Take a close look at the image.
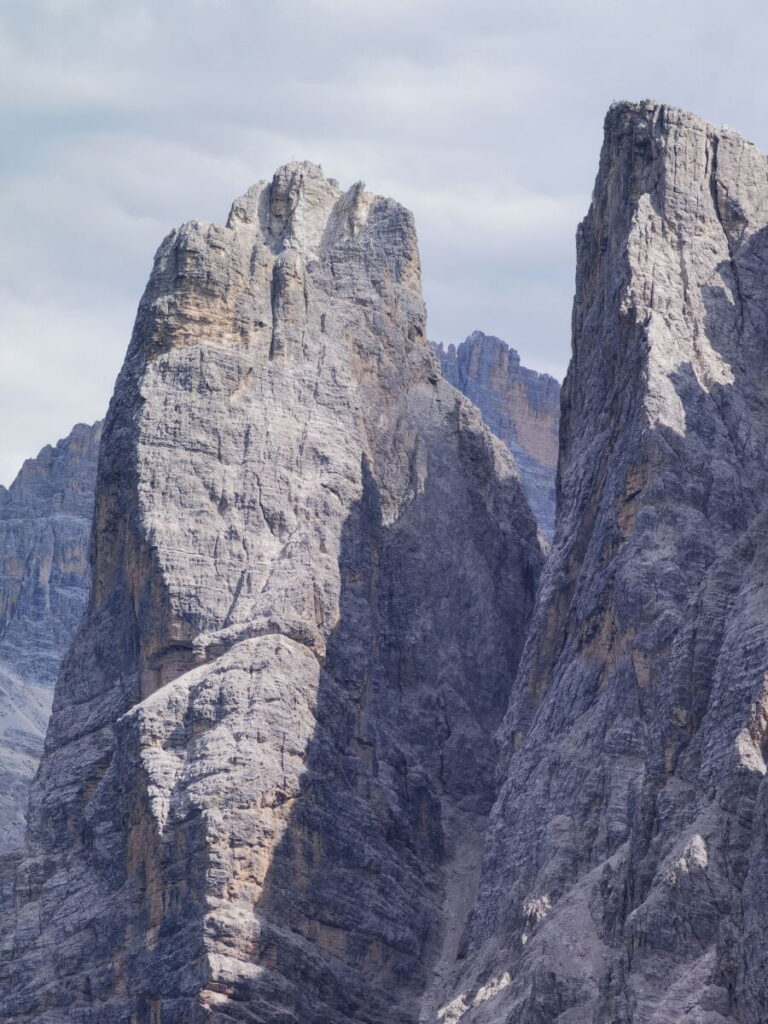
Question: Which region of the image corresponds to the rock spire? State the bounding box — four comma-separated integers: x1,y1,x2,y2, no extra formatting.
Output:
1,162,543,1022
443,100,768,1024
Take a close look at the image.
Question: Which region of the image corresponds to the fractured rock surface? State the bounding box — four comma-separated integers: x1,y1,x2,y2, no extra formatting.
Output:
434,332,560,538
443,101,768,1023
0,163,543,1022
8,100,767,1024
0,422,100,860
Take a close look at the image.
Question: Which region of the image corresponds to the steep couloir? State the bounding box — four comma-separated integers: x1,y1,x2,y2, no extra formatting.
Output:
441,102,768,1023
0,164,543,1022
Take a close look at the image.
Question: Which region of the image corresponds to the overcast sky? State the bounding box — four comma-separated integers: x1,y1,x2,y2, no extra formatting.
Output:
2,0,768,484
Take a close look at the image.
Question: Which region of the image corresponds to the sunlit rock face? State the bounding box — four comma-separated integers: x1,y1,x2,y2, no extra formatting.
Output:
442,101,768,1023
0,422,101,860
434,333,560,538
0,163,543,1022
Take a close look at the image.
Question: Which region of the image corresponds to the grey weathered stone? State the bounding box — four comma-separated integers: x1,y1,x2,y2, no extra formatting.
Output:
0,422,100,860
433,333,560,538
440,101,768,1023
0,163,543,1022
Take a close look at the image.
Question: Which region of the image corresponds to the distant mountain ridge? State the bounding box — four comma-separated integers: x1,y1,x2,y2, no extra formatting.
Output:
0,421,100,858
433,332,560,537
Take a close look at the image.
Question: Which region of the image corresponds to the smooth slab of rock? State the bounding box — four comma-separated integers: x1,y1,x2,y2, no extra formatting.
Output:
1,163,543,1022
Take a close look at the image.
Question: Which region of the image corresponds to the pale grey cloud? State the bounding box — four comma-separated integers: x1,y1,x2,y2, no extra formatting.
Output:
2,0,768,482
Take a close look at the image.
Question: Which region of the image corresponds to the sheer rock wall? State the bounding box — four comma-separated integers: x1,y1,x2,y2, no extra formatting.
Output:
443,101,768,1024
0,164,543,1023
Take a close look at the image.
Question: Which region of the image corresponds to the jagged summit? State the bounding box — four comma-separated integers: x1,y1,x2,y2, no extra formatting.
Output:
1,422,99,515
224,161,376,253
130,161,421,366
1,168,543,1022
607,97,756,139
207,161,399,269
434,330,559,385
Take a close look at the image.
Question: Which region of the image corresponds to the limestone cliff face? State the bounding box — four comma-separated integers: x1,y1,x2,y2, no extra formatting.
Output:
434,334,560,537
443,102,768,1023
0,422,100,859
0,163,543,1022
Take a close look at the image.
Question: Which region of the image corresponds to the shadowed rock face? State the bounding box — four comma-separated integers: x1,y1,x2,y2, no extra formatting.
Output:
441,101,768,1023
0,163,543,1022
433,333,560,538
0,422,101,859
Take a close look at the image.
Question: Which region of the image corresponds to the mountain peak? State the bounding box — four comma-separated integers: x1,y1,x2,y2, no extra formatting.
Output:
1,166,543,1021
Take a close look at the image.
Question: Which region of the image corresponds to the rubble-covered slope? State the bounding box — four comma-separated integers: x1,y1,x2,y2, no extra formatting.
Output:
0,164,544,1023
442,101,768,1024
434,333,560,538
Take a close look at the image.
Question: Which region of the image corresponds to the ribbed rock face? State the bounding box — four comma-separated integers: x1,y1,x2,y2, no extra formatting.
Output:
441,102,768,1023
433,334,560,537
0,422,100,859
0,163,543,1022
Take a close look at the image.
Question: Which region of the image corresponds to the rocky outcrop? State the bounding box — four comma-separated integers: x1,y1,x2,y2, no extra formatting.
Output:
434,334,560,537
0,422,100,859
0,163,544,1022
441,102,768,1023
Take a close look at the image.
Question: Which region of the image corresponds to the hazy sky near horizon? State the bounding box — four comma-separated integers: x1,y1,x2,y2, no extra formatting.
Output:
2,0,768,484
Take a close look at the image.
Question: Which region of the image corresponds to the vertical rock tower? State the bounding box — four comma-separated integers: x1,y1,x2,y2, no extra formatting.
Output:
434,333,560,537
1,164,543,1022
0,422,101,860
444,103,768,1023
